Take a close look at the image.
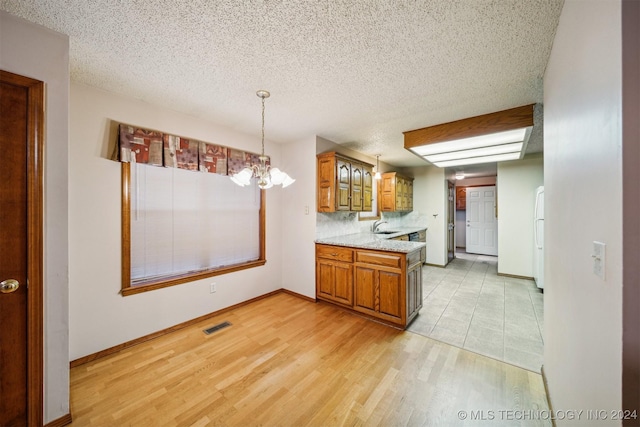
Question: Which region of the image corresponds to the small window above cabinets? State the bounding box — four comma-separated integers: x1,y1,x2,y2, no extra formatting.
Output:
317,152,373,213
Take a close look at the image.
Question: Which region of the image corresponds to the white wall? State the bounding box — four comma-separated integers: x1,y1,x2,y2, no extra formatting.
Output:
497,154,543,277
69,83,284,360
410,166,447,266
0,12,70,423
281,136,316,298
543,0,622,423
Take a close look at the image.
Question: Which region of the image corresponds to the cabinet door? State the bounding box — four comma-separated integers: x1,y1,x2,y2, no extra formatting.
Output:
379,270,402,320
336,159,351,211
381,174,396,211
317,259,335,300
354,266,377,315
362,166,373,211
351,163,363,211
333,262,353,306
406,264,422,321
395,177,403,211
407,180,414,211
317,156,335,212
317,259,353,306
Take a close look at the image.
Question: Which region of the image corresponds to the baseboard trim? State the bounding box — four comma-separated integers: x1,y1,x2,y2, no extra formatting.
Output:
497,272,534,280
70,289,285,367
280,288,316,303
45,413,72,427
541,365,556,427
425,263,446,268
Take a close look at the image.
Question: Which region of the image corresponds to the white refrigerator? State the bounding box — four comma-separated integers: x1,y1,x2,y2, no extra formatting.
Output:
533,186,544,289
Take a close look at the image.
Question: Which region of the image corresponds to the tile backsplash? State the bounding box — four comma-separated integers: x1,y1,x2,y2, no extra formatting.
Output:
316,211,429,239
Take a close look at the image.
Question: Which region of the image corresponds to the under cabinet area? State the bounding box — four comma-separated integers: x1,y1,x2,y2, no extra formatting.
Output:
380,172,414,212
315,243,424,329
317,152,373,213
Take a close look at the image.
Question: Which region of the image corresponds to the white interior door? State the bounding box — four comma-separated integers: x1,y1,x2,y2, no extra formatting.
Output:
466,186,498,256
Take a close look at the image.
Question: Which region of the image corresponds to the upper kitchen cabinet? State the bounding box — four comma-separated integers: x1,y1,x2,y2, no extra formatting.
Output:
380,172,414,212
317,152,373,213
456,187,466,210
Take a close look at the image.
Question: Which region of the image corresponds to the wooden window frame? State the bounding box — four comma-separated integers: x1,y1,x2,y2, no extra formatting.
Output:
120,162,266,296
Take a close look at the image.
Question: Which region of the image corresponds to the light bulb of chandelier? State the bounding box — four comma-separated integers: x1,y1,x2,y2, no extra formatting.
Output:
270,168,285,185
281,174,295,188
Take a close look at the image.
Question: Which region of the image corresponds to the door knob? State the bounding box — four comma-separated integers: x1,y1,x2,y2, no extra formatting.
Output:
0,279,19,294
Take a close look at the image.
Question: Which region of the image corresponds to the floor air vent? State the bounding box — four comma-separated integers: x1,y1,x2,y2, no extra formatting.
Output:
203,321,232,335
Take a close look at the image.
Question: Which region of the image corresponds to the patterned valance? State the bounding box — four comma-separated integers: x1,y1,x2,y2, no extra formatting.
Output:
117,123,268,175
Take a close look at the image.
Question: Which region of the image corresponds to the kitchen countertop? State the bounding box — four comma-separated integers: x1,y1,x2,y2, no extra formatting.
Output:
315,230,426,253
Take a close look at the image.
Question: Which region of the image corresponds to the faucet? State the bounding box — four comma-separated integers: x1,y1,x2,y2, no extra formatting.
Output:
372,219,387,233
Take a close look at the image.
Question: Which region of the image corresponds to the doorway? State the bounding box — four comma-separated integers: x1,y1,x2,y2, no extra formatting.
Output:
0,70,44,426
465,185,498,256
447,181,455,264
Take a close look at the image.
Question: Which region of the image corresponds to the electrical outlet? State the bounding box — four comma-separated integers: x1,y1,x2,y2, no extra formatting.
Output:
210,283,217,293
592,241,606,280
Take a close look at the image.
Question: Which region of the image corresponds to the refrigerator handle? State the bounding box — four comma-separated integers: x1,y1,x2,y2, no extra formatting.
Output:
534,190,543,249
534,218,544,249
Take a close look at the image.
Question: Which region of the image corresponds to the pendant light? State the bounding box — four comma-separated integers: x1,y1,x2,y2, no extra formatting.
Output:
230,90,295,189
374,154,382,180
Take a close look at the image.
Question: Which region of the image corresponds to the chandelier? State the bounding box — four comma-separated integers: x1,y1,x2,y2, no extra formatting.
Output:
230,90,295,189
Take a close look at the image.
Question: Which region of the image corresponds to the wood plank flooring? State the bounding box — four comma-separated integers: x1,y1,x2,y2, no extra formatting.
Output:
69,293,550,426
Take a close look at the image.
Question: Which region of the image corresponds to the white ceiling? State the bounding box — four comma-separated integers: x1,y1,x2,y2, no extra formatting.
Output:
2,0,563,169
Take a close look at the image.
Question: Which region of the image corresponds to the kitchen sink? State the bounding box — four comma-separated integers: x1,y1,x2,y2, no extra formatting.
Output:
374,230,399,235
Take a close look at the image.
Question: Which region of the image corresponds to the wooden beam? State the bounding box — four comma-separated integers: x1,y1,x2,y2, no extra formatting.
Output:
404,104,535,149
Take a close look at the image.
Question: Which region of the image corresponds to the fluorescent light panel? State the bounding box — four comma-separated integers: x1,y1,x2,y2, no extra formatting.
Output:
409,128,527,157
424,142,523,163
433,152,521,168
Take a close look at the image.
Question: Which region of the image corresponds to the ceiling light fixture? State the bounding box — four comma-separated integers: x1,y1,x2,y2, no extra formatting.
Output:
403,104,535,168
455,172,465,180
374,154,382,180
230,90,294,189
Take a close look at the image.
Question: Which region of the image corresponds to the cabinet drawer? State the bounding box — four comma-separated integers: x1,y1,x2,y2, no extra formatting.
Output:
356,251,402,268
316,245,354,262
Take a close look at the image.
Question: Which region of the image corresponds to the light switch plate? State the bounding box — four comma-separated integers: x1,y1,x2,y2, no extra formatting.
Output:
593,241,606,280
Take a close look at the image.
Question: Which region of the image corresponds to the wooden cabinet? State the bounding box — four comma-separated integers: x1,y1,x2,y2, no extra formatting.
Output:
317,152,373,213
316,245,354,306
380,172,414,212
315,243,423,328
456,187,466,210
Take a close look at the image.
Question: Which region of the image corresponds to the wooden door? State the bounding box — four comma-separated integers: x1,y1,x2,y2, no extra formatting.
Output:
316,156,335,212
350,163,363,211
362,166,373,211
333,263,353,306
0,71,44,426
378,270,402,320
336,159,351,211
466,186,498,256
353,266,376,314
316,259,335,300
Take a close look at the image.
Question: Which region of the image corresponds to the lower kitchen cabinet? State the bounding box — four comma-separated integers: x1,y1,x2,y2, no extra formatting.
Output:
316,243,423,328
316,245,354,306
353,266,403,322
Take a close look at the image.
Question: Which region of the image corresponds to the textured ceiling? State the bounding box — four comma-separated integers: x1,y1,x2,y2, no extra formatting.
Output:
1,0,563,168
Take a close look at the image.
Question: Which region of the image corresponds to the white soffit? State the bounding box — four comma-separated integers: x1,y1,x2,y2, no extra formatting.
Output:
1,1,563,167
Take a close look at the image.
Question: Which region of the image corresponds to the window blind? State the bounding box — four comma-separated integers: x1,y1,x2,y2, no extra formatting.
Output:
130,164,260,284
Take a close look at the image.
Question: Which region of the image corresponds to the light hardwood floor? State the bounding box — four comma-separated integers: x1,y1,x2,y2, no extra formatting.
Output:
69,293,550,426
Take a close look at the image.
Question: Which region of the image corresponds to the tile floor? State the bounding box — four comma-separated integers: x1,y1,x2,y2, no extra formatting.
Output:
407,251,544,372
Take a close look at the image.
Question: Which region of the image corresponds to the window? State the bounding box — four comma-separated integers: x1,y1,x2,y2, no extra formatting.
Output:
121,162,265,296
